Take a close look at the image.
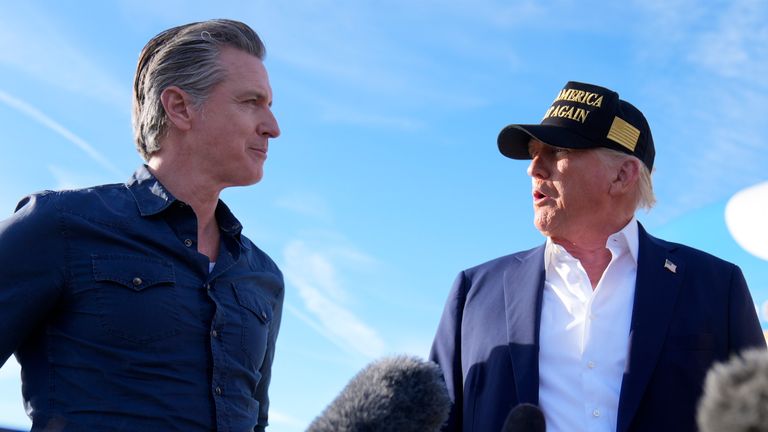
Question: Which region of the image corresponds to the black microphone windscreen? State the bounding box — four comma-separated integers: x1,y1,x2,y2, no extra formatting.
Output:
501,403,546,432
306,355,451,432
697,348,768,432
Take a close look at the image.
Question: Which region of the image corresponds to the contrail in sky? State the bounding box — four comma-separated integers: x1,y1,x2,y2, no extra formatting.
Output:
0,89,122,177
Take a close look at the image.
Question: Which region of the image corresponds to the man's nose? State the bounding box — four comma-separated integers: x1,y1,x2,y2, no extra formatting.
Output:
527,155,548,179
261,109,280,138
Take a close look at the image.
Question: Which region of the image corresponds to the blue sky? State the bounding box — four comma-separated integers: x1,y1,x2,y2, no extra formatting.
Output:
1,1,766,430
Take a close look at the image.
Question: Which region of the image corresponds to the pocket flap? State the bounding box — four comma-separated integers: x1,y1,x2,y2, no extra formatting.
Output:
92,254,175,291
232,283,273,324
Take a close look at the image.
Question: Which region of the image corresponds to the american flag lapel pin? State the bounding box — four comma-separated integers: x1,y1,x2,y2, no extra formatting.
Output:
664,259,677,273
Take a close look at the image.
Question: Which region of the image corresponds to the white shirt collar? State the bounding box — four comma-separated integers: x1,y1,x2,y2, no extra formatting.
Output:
544,217,639,270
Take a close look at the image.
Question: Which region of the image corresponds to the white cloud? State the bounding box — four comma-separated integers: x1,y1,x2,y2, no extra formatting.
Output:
0,90,123,177
47,165,106,191
411,0,546,29
675,84,768,205
0,5,128,109
283,240,386,359
627,0,768,223
286,242,347,303
725,181,768,261
318,107,424,131
275,193,332,220
688,0,768,87
268,409,307,429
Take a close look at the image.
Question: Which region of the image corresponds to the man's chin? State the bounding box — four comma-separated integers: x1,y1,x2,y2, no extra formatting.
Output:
533,217,556,238
227,170,264,188
244,174,264,186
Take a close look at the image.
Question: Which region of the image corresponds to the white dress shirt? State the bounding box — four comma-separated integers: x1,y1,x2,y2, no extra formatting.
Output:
538,218,639,432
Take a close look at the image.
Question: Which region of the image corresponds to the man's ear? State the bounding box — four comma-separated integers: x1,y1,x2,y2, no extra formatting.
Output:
610,158,640,196
160,86,195,131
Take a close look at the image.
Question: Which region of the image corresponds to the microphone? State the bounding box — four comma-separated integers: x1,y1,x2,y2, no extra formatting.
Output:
501,403,546,432
306,355,451,432
697,348,768,432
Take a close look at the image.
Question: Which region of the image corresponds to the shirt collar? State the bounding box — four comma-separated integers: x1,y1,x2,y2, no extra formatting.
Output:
609,216,639,265
126,165,176,216
215,200,244,237
545,217,639,269
125,165,244,239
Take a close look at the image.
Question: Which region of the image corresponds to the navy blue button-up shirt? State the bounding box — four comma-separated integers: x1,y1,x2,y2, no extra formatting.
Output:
0,166,284,431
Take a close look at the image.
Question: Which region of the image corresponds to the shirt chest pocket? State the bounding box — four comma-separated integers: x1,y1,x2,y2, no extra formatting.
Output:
93,254,179,344
232,282,273,364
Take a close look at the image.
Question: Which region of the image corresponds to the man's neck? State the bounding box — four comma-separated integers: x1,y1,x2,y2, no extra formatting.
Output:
552,239,611,289
550,217,634,289
147,161,222,261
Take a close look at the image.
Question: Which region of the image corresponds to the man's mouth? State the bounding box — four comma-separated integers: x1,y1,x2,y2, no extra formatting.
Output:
533,189,550,202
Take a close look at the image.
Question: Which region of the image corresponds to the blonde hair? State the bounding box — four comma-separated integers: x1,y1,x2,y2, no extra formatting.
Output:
595,147,656,210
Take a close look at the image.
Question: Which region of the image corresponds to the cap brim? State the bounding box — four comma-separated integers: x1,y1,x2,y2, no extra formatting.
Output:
497,124,600,159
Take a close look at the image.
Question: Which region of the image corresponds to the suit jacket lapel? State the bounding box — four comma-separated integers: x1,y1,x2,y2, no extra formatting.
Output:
503,245,546,404
616,224,684,432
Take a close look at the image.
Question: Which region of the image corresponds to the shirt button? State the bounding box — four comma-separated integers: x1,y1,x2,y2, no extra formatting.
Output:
593,409,600,417
215,386,222,395
211,329,218,338
261,312,268,321
132,277,142,286
588,361,596,369
184,239,193,247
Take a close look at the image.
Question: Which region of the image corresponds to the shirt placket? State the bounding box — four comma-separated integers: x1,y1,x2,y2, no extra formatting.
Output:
205,238,238,431
582,240,623,432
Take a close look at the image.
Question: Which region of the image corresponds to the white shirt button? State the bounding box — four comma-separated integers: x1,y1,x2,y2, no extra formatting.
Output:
184,238,193,247
587,361,595,369
593,409,600,417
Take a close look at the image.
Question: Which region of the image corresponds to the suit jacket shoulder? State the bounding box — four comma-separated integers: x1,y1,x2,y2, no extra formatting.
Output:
462,245,544,284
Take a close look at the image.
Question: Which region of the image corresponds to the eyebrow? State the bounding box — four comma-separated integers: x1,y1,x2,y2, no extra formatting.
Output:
239,90,273,107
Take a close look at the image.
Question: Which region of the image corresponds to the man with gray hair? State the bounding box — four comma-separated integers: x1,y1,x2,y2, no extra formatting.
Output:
0,19,283,431
430,81,766,432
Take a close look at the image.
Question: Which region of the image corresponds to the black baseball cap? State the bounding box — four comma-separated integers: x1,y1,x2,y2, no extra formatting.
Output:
497,81,655,170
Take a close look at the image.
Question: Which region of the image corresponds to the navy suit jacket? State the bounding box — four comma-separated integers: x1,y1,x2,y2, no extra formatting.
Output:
430,224,766,431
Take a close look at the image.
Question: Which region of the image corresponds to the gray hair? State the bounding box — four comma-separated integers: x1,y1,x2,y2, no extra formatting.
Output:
594,147,656,210
132,19,266,160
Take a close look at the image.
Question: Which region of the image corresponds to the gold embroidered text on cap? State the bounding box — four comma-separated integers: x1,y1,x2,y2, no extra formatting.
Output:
497,81,656,170
607,116,640,151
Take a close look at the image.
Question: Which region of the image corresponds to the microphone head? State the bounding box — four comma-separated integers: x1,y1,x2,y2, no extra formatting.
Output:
501,403,546,432
306,355,451,432
697,348,768,432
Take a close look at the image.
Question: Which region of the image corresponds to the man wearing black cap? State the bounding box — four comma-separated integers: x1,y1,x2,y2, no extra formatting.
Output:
429,81,766,432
